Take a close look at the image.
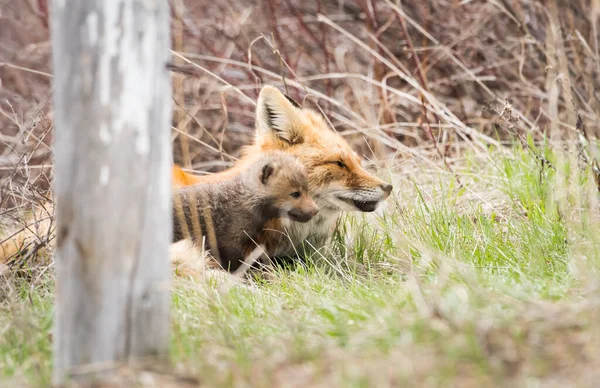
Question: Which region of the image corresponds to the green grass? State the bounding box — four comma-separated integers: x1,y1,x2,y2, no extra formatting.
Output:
2,145,600,386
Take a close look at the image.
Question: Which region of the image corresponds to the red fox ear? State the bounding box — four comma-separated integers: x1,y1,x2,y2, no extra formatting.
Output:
284,94,302,109
260,162,278,184
256,86,304,145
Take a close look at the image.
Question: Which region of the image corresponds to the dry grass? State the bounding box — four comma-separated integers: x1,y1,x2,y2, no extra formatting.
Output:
1,0,600,386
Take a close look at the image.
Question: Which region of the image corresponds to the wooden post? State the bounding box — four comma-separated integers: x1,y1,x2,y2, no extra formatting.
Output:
50,0,172,384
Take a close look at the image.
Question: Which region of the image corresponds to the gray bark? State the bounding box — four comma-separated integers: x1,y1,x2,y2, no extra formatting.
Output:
51,0,172,384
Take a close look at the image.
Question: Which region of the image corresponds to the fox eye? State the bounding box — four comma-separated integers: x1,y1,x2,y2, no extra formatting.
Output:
290,191,301,198
335,161,346,168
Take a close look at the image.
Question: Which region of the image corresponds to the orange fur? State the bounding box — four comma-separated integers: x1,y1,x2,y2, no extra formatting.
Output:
172,165,203,187
0,203,55,266
1,85,392,269
172,85,393,258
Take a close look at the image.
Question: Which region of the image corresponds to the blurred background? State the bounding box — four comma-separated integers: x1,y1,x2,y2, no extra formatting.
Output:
2,0,596,199
3,2,600,385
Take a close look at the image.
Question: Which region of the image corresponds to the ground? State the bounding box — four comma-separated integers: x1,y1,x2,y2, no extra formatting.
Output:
2,144,600,387
2,0,600,386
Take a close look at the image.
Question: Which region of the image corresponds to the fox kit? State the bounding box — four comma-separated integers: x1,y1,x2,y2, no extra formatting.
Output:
172,151,318,272
172,85,393,259
1,86,392,268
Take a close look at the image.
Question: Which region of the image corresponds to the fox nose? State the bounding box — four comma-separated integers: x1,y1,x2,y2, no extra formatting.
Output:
303,203,320,219
381,184,393,196
288,205,319,223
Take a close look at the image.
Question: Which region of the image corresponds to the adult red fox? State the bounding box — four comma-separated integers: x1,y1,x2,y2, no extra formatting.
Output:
173,86,393,259
0,86,392,267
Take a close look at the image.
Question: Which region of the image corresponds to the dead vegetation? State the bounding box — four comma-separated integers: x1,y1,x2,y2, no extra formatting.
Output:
1,0,600,386
4,0,599,173
2,0,599,266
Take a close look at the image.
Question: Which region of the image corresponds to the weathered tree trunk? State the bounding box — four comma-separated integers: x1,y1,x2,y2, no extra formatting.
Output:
51,0,172,384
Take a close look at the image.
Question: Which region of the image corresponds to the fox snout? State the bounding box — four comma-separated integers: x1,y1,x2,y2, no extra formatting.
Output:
288,198,319,223
381,183,393,197
333,178,394,213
